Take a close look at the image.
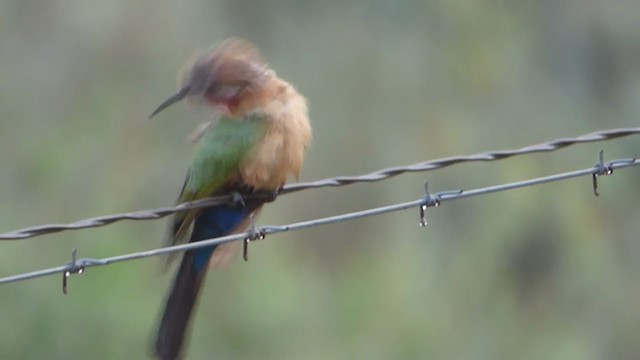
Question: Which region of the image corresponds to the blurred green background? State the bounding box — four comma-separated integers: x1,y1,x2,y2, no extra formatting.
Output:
1,1,639,359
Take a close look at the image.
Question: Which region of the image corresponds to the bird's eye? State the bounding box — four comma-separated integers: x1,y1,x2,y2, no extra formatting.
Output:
206,84,242,100
204,85,219,97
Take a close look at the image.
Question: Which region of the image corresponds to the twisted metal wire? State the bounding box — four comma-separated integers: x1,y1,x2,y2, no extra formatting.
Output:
282,127,640,191
1,156,638,286
1,127,638,241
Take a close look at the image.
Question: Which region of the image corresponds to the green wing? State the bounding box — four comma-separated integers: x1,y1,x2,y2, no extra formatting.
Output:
170,114,268,245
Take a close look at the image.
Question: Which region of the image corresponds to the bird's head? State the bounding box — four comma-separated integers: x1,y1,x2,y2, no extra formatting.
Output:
150,38,272,118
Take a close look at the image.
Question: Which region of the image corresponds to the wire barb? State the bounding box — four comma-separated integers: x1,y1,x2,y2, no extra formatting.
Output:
419,181,440,227
243,214,266,262
592,149,614,197
243,238,250,261
62,249,84,295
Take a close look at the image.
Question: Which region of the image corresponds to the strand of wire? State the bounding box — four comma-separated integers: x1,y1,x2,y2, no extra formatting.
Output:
1,156,637,285
1,127,639,241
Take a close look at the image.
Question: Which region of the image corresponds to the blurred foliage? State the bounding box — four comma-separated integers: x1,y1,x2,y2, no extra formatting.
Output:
1,1,639,359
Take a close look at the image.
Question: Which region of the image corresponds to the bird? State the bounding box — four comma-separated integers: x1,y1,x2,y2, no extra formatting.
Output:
150,38,312,360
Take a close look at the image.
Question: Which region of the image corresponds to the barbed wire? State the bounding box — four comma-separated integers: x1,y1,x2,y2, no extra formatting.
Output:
0,154,638,286
1,127,639,241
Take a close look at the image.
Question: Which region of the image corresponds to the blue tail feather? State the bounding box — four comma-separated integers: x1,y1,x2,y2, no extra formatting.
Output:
191,205,249,270
155,204,250,359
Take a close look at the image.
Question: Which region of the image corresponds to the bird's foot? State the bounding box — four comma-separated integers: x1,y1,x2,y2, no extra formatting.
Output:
231,188,279,208
248,188,280,203
243,214,266,262
230,191,246,208
260,187,280,203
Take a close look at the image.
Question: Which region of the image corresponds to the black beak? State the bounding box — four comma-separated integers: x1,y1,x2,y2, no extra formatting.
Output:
149,85,192,118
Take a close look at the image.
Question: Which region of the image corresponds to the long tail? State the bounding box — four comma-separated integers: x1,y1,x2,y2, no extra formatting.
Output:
155,253,207,360
154,200,262,359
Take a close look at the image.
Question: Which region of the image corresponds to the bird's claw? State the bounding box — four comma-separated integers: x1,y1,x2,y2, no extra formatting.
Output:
230,192,246,208
261,188,280,203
